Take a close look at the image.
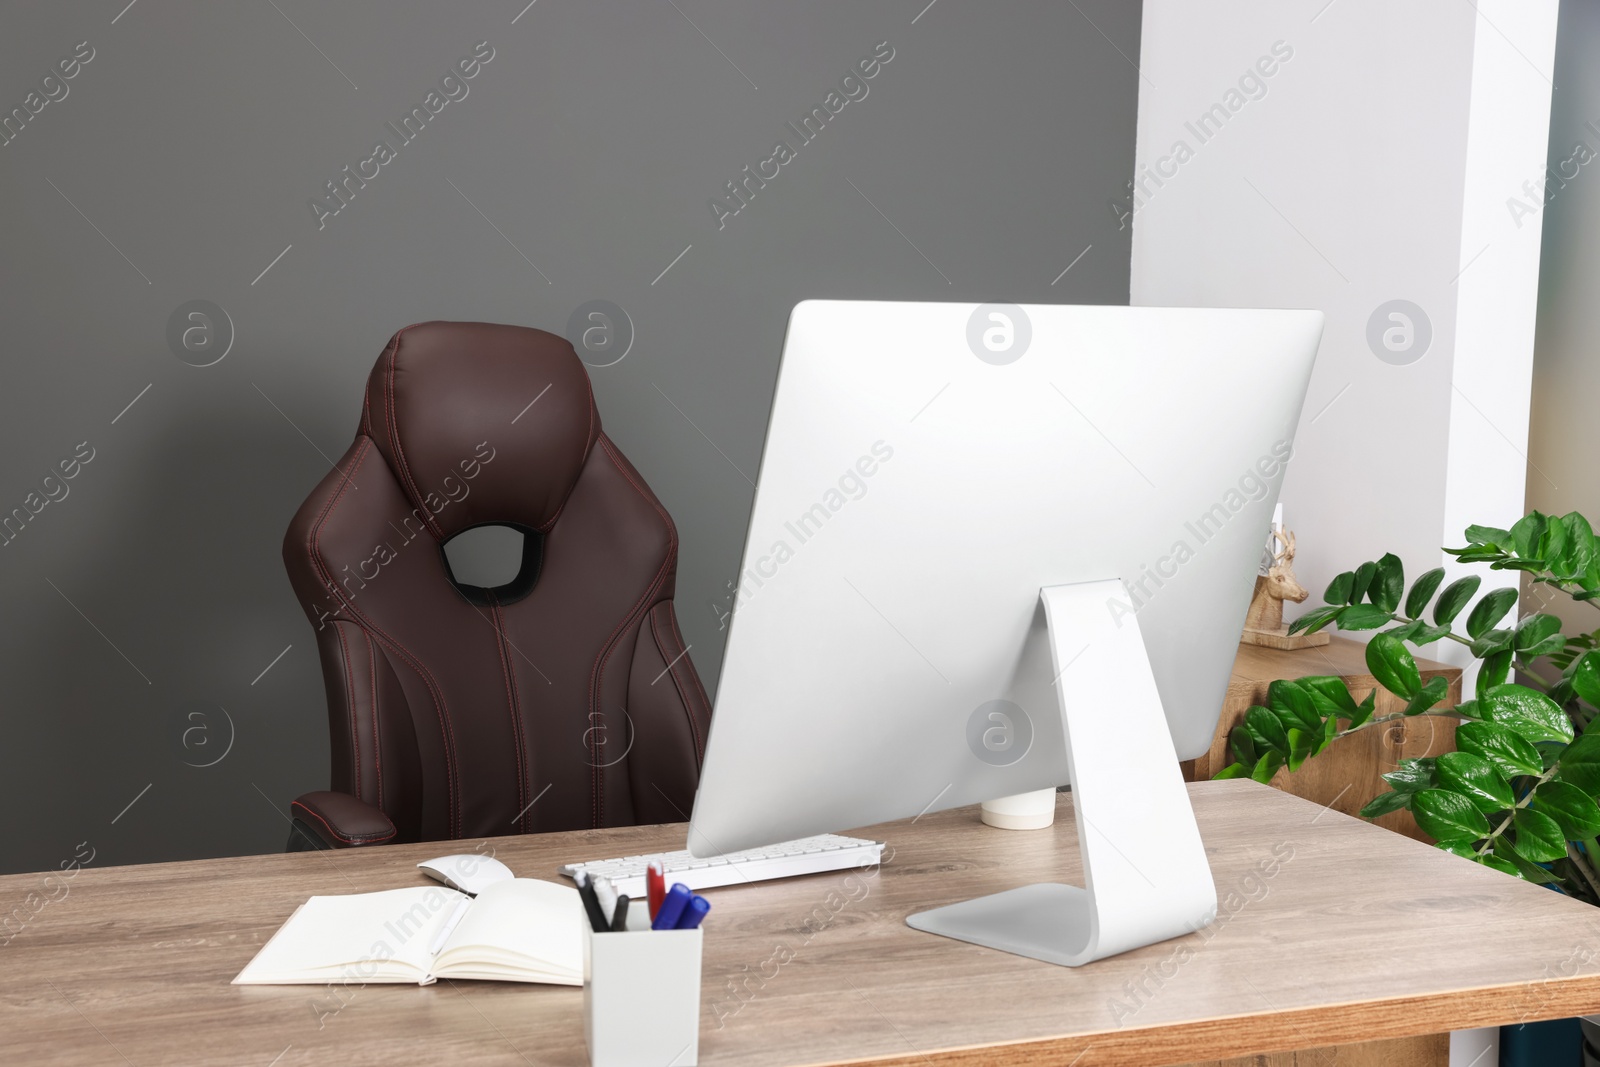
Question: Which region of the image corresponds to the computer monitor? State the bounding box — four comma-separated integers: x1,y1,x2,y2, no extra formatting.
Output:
687,300,1323,965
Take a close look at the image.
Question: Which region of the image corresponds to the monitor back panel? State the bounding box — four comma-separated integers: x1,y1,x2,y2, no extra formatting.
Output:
690,300,1323,854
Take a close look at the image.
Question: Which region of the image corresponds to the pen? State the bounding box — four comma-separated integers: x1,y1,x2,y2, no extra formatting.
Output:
646,861,666,921
676,895,711,931
609,894,630,932
593,876,618,927
575,872,610,934
429,896,472,955
651,883,692,931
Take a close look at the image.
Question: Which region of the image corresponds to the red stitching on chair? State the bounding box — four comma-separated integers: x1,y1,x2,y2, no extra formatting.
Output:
488,593,529,833
305,439,461,838
333,623,360,800
384,324,443,540
650,605,701,765
362,628,382,810
587,435,677,828
666,606,711,765
291,799,396,845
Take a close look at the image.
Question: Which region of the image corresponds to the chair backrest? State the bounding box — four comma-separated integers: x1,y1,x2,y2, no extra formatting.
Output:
283,321,712,841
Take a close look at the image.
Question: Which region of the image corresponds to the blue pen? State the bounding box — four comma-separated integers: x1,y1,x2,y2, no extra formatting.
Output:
676,895,711,930
652,883,691,931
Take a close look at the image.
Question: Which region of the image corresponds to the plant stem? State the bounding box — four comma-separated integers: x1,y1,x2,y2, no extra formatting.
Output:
1568,843,1600,903
1366,610,1554,694
1473,763,1560,857
1329,707,1459,742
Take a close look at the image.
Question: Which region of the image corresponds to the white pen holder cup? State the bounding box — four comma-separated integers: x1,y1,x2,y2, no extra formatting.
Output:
583,922,703,1067
980,788,1057,830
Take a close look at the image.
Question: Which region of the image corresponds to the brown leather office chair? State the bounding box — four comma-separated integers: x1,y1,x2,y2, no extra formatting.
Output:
280,321,713,849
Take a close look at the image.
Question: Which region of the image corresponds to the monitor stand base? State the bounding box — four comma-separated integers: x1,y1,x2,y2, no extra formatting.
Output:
907,579,1218,967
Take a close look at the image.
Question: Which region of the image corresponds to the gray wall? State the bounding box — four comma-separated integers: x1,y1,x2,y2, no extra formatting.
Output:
1528,0,1600,627
0,0,1140,874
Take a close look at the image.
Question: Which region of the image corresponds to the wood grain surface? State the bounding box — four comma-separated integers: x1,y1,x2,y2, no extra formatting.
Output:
2,780,1595,1067
1184,636,1462,842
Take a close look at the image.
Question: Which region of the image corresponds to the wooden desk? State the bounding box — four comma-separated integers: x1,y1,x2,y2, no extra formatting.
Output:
5,781,1600,1066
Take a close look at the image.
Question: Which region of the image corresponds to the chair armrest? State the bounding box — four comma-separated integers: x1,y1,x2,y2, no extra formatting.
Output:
288,791,397,850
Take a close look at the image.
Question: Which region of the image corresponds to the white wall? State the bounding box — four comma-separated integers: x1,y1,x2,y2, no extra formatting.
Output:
1131,4,1559,1063
1130,0,1556,687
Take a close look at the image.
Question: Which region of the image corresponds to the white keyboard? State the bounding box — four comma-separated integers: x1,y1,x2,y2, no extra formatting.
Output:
559,833,885,898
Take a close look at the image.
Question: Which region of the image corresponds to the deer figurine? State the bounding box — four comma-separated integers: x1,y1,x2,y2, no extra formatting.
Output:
1240,527,1328,649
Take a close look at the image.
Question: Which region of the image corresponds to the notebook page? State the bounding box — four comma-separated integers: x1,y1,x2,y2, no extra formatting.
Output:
233,885,465,984
434,878,583,979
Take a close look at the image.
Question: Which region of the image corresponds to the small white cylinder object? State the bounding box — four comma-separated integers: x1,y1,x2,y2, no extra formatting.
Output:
980,788,1057,830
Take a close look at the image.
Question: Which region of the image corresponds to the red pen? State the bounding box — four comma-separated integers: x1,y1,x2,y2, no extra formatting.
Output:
646,860,666,921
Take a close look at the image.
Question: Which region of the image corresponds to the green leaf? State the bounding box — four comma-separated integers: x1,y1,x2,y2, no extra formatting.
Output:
1412,788,1491,843
1511,512,1548,561
1558,728,1600,793
1570,651,1600,709
1289,605,1344,636
1250,751,1283,784
1213,762,1248,780
1434,575,1481,626
1317,707,1337,756
1348,689,1376,729
1366,632,1422,699
1541,514,1570,570
1520,634,1568,660
1409,624,1455,646
1454,721,1543,778
1243,705,1289,754
1402,675,1450,717
1324,571,1355,606
1470,629,1515,658
1437,840,1477,860
1511,808,1567,862
1350,561,1378,604
1495,838,1559,883
1386,619,1426,642
1382,758,1437,794
1286,727,1313,772
1562,513,1596,578
1300,675,1358,719
1405,567,1447,619
1532,781,1600,839
1435,751,1514,814
1466,587,1519,640
1516,614,1564,653
1477,854,1521,877
1370,553,1404,612
1476,649,1513,699
1359,790,1412,818
1479,683,1575,744
1453,698,1482,721
1229,725,1258,768
1339,604,1396,631
1267,679,1321,737
1465,525,1513,548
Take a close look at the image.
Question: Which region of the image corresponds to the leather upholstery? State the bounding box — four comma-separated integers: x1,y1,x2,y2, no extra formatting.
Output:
283,321,713,847
291,790,397,847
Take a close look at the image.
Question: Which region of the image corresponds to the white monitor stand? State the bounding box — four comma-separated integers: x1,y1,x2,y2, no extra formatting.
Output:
907,579,1218,966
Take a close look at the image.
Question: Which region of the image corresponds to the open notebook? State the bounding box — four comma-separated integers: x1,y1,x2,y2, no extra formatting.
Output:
233,878,584,986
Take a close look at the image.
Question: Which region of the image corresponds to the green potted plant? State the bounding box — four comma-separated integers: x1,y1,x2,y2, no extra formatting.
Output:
1212,510,1600,1065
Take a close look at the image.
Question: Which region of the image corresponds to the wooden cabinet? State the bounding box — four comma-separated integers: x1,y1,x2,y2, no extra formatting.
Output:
1183,636,1464,844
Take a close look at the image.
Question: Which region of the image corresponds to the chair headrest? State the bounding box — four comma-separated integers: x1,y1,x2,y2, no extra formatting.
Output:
361,321,598,539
